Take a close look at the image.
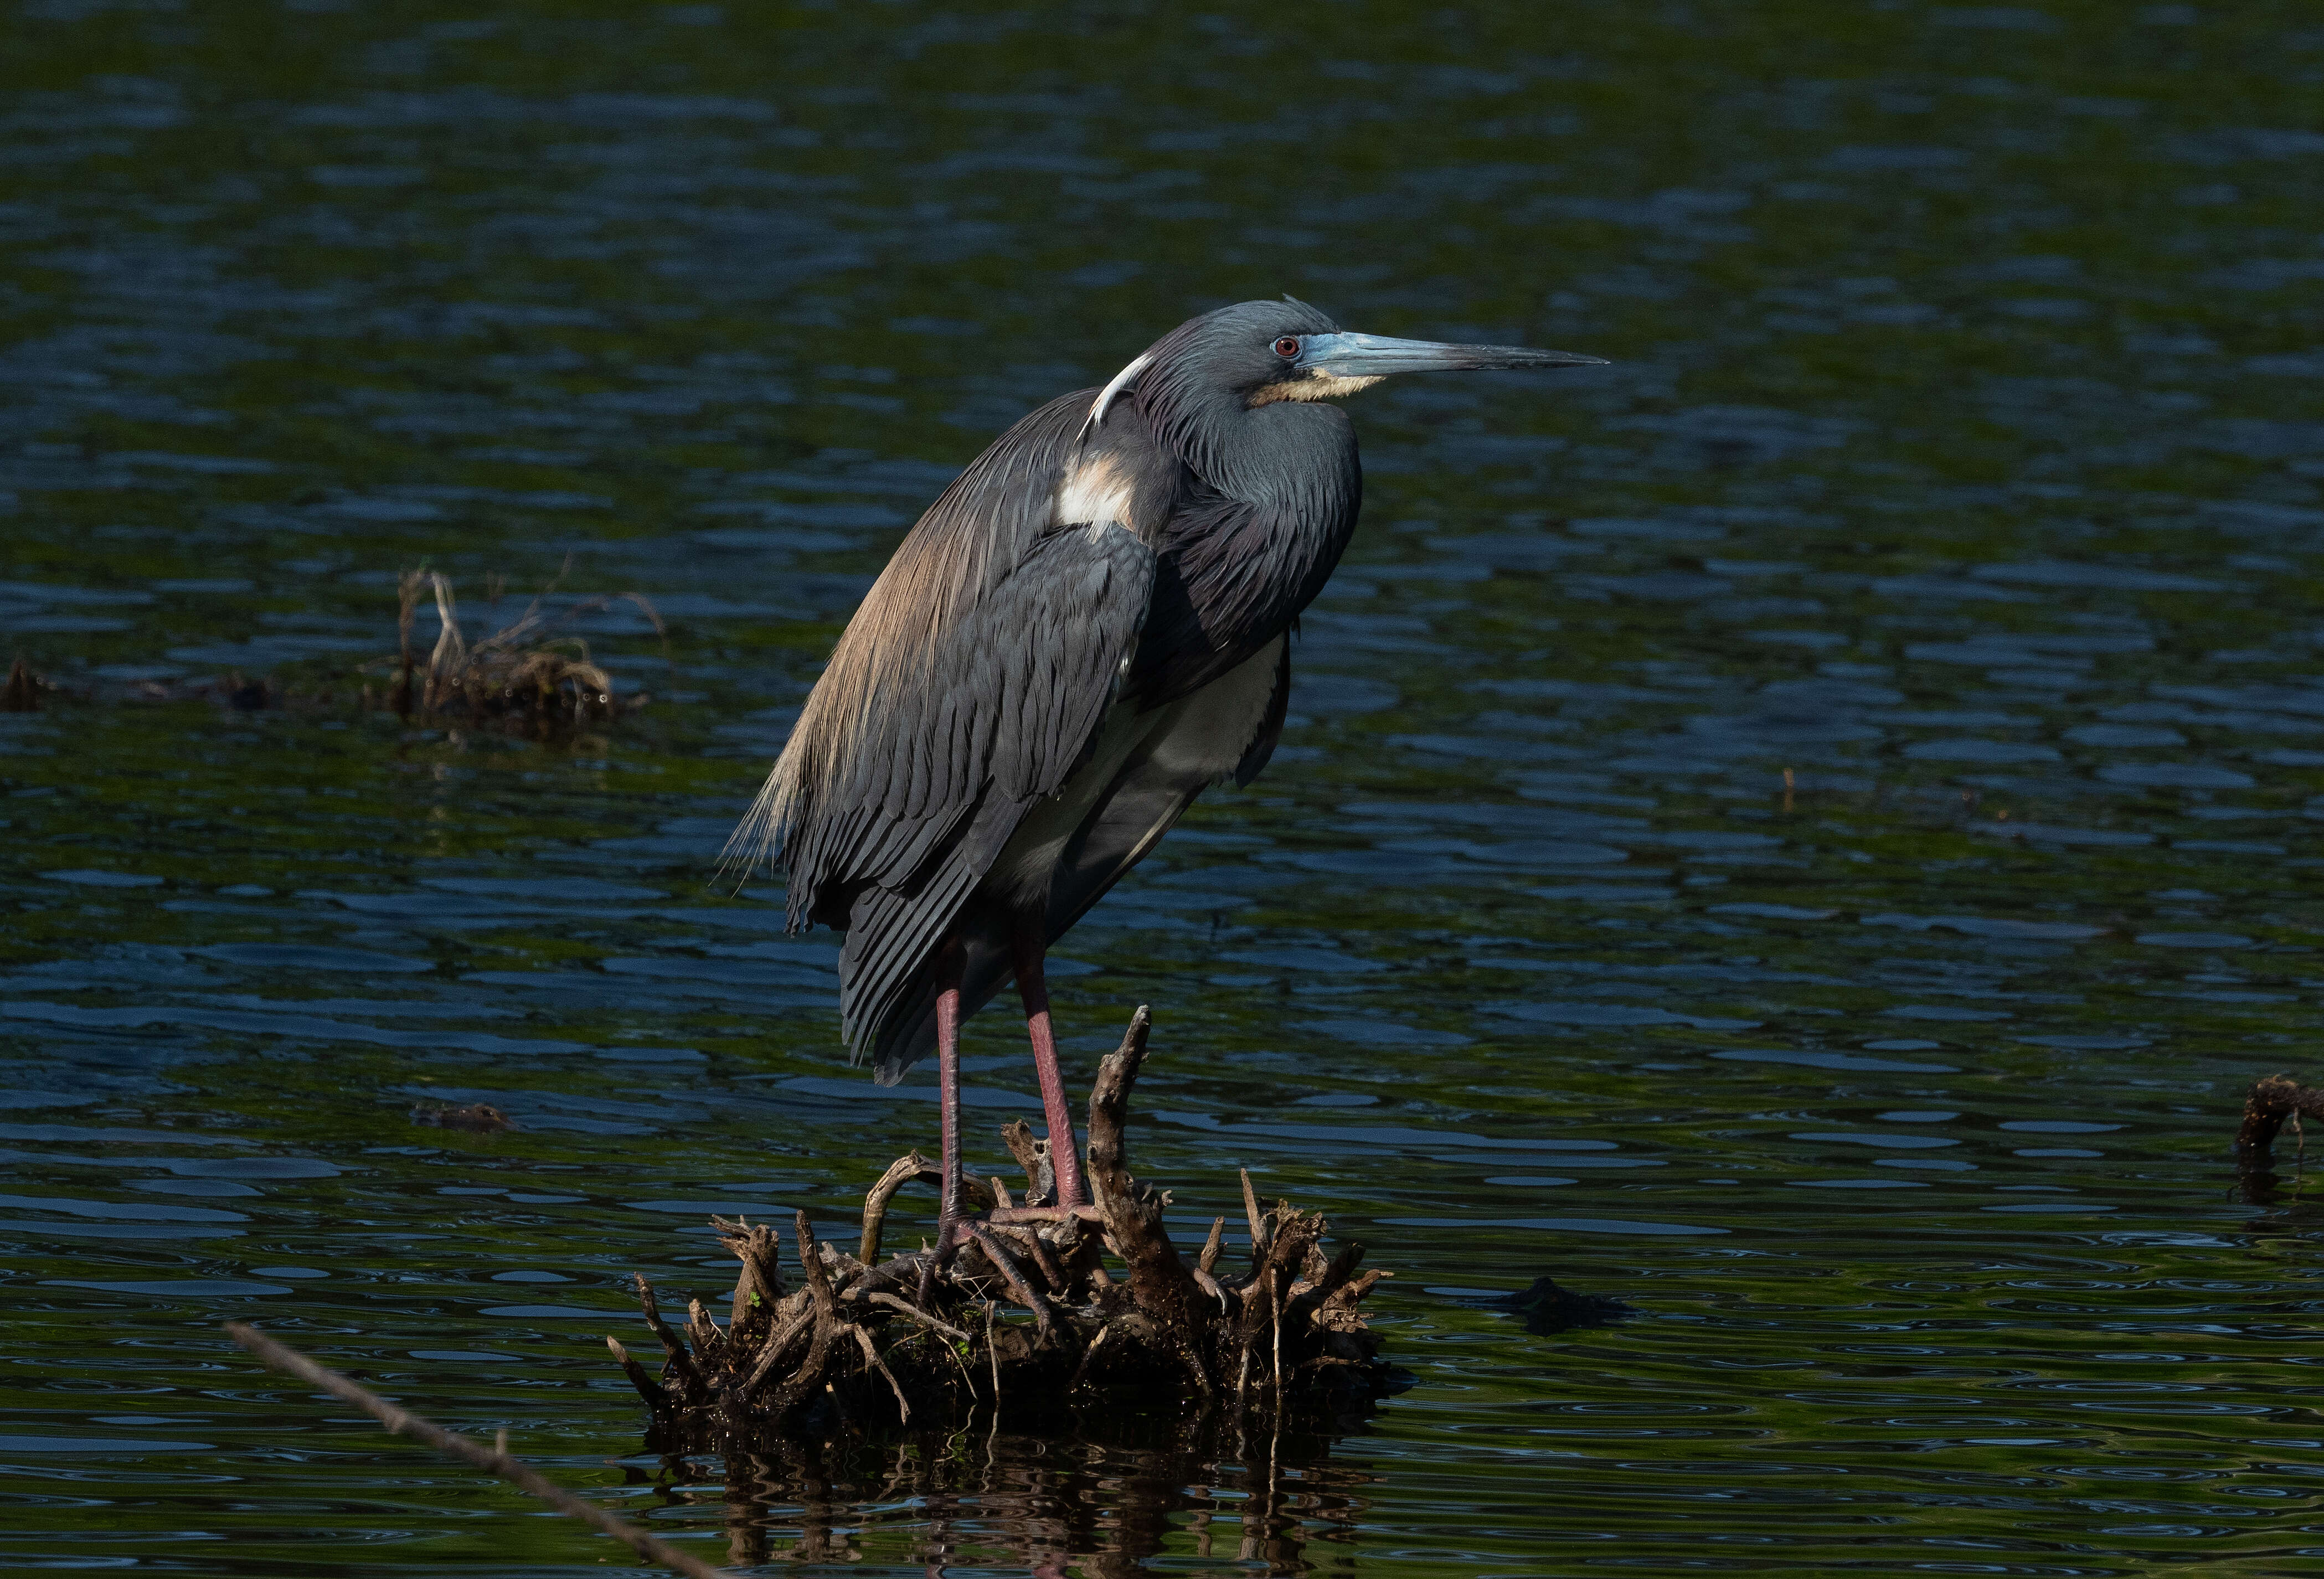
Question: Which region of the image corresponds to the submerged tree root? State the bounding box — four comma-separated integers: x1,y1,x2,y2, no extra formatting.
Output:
611,1008,1395,1449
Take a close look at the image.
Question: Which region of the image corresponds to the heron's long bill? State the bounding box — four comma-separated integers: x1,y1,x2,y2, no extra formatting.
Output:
1300,331,1606,376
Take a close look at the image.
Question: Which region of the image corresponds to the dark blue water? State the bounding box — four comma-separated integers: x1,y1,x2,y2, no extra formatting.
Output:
5,2,2324,1572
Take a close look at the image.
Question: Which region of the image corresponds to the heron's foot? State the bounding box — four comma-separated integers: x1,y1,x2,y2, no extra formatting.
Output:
915,1211,968,1303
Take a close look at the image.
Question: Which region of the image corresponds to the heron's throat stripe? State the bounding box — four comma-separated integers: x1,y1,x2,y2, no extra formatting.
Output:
1247,372,1385,406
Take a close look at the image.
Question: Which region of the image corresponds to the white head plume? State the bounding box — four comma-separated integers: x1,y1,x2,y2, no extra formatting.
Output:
1077,351,1151,445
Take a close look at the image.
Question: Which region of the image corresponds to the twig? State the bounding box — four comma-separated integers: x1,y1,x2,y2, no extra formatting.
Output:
844,1324,911,1423
1020,1227,1068,1294
985,1302,1001,1409
1269,1269,1283,1401
794,1211,836,1317
1001,1117,1052,1205
713,1216,784,1327
228,1323,729,1579
859,1152,926,1266
1240,1168,1267,1256
634,1275,703,1392
1086,1007,1153,1184
981,1204,1102,1227
1068,1322,1111,1390
865,1155,1001,1262
864,1291,981,1393
738,1308,816,1399
1191,1263,1228,1311
686,1298,725,1364
604,1336,661,1407
763,1214,840,1418
1313,1242,1365,1303
869,1293,980,1396
868,1292,973,1344
764,1314,834,1420
427,572,464,704
1248,1209,1322,1310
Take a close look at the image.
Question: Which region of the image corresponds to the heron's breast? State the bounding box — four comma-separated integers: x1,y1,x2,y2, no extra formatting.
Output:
984,634,1285,910
1133,632,1285,782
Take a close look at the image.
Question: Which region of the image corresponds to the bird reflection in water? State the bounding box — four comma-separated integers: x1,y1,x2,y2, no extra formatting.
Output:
627,1409,1375,1574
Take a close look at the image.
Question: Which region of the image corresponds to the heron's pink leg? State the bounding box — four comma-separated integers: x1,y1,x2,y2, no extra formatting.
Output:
1013,937,1086,1209
919,980,966,1301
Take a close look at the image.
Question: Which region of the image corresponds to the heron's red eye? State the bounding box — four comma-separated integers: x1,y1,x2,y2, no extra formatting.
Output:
1272,336,1300,358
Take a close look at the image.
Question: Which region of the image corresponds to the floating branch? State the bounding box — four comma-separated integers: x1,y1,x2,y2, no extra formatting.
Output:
614,1008,1395,1449
225,1321,728,1578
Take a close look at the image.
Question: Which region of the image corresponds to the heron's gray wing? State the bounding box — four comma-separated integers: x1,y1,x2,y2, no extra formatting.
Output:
739,392,1157,1070
826,522,1155,1068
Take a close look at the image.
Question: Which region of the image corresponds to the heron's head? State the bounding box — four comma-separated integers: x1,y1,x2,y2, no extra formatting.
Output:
1090,298,1604,439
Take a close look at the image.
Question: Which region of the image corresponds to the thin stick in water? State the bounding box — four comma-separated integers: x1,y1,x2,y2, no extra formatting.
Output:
225,1322,728,1579
985,1301,1001,1412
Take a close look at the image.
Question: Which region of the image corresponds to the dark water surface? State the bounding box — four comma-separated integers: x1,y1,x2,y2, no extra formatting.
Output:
6,2,2324,1573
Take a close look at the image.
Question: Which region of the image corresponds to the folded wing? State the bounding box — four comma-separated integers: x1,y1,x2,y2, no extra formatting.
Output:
729,392,1157,1073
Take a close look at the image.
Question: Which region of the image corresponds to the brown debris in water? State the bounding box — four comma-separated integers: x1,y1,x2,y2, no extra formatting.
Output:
614,1008,1395,1448
413,1101,516,1132
373,565,663,731
3,657,42,712
8,565,662,730
2232,1074,2324,1206
2237,1074,2324,1167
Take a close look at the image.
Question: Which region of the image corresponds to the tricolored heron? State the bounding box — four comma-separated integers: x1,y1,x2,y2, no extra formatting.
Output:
731,297,1601,1265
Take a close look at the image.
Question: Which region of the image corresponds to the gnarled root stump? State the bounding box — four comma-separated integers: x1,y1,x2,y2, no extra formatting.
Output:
2237,1074,2324,1167
607,1008,1393,1448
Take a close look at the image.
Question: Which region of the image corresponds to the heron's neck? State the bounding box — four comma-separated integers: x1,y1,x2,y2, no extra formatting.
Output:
1150,395,1364,656
1148,385,1358,515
